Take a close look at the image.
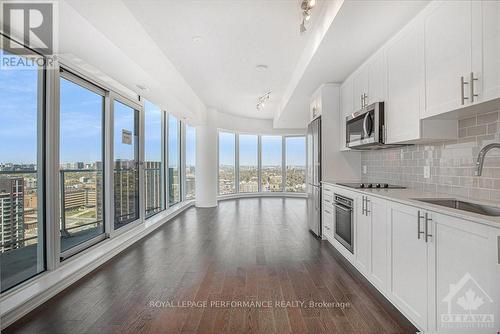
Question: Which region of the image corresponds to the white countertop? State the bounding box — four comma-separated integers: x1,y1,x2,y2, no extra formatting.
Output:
322,180,500,228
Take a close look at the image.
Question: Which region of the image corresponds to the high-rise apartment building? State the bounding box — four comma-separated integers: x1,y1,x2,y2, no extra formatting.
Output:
0,177,25,253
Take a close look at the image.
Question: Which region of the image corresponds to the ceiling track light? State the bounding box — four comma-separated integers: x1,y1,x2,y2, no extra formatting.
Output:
256,91,271,111
299,0,316,33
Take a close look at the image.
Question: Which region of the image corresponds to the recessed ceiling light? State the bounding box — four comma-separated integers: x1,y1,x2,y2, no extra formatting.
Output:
192,35,202,43
255,64,268,72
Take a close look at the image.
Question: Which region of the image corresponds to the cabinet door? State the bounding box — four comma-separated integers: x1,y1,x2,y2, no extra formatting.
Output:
433,215,499,333
389,203,428,331
340,78,353,151
355,195,371,276
424,0,472,118
472,0,500,102
386,20,424,144
368,51,387,105
353,67,369,111
368,196,388,291
322,205,334,240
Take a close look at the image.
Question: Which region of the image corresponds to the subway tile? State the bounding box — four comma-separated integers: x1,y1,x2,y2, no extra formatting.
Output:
477,111,499,125
467,125,487,137
458,116,477,128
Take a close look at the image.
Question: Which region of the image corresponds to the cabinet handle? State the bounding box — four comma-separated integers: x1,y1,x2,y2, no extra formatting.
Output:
470,72,478,103
417,210,425,239
360,94,364,108
424,212,432,243
324,209,332,214
461,76,469,105
364,93,368,107
365,197,370,215
362,196,366,215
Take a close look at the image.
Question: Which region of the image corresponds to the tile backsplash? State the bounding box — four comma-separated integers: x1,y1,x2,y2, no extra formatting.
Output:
361,110,500,202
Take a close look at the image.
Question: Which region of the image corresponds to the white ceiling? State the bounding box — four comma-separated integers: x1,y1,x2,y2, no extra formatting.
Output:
274,0,430,128
122,0,324,120
60,0,430,128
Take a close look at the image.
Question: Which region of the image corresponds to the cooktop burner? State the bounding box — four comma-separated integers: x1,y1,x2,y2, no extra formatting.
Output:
336,182,406,189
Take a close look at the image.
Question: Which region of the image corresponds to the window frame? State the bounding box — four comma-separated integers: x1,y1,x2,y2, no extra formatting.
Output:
284,135,307,193
58,68,107,260
217,130,237,196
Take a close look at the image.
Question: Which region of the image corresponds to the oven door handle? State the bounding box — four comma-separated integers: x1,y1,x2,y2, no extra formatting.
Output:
334,203,352,213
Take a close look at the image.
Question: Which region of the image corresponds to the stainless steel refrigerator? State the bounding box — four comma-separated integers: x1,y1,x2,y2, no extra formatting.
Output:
306,117,321,237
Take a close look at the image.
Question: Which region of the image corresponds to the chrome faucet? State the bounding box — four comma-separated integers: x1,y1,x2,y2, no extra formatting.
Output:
475,143,500,176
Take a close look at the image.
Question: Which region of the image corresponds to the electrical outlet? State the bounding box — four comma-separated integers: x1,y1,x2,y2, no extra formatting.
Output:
362,165,367,174
424,165,430,179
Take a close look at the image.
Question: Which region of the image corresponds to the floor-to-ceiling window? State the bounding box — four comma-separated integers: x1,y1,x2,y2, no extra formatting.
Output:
168,114,181,205
59,72,105,255
285,136,306,193
239,134,258,193
218,132,236,195
185,125,196,200
261,135,283,192
0,42,45,291
144,101,164,217
113,101,140,229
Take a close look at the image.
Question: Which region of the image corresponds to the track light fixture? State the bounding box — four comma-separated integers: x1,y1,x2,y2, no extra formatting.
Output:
300,0,316,33
256,91,271,111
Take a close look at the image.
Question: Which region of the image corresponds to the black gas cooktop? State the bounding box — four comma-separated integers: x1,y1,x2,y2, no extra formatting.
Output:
336,182,406,189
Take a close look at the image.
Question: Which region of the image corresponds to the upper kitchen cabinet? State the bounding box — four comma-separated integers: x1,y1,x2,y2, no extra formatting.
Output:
353,66,369,111
367,50,387,105
386,19,424,144
471,0,500,103
309,89,322,122
423,0,472,118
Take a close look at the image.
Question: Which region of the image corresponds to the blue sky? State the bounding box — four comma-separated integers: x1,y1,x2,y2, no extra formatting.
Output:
1,59,196,166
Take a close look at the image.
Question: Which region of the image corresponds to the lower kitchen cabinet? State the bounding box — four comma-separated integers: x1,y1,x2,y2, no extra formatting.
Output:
327,184,500,333
433,213,500,333
322,201,334,241
389,202,430,331
355,194,389,292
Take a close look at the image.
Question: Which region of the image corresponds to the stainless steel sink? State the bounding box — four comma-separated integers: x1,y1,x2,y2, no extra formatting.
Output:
413,198,500,217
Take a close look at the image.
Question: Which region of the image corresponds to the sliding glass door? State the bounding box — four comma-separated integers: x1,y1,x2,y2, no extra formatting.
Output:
113,100,140,230
59,72,105,255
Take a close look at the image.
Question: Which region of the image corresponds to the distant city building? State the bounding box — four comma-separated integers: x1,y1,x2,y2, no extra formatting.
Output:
145,161,162,215
0,177,25,252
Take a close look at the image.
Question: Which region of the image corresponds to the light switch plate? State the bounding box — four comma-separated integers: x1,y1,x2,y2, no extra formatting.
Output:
424,165,430,179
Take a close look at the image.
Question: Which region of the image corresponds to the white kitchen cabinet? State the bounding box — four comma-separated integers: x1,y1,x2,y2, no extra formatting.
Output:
355,194,371,276
355,194,389,292
353,66,369,111
322,201,334,241
432,214,500,333
385,19,424,144
471,0,500,103
366,196,389,292
367,50,387,105
309,90,322,122
339,78,353,151
423,0,472,118
389,203,430,331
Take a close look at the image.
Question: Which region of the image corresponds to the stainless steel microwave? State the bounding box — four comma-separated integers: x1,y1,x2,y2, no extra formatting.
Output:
346,102,385,149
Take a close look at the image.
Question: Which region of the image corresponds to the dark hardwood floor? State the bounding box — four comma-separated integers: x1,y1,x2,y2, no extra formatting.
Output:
5,198,417,334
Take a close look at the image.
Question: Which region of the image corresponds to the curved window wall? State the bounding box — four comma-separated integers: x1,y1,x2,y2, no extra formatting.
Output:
218,131,306,196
